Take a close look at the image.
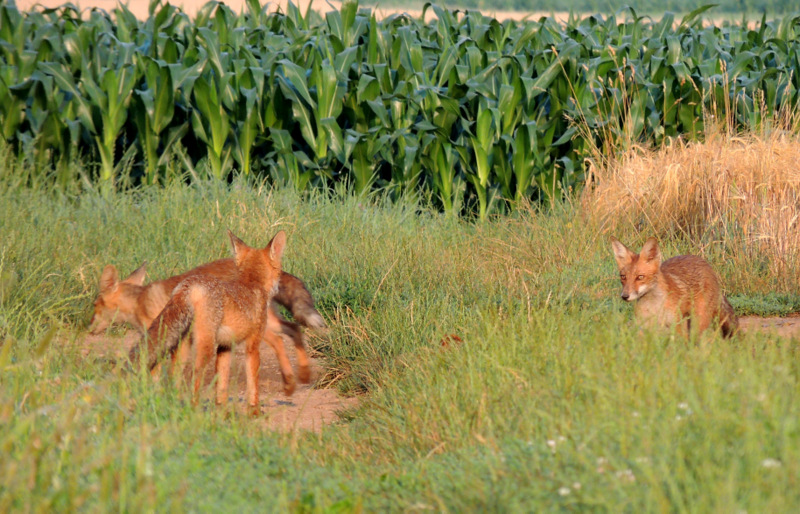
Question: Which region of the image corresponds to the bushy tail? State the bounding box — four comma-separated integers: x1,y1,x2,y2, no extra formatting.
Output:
275,272,326,330
720,295,738,338
128,291,193,371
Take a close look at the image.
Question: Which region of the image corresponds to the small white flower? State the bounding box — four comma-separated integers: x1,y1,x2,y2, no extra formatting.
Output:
572,482,582,490
616,469,636,483
632,411,640,418
678,402,689,410
558,487,571,496
675,415,683,421
596,457,607,473
761,458,782,469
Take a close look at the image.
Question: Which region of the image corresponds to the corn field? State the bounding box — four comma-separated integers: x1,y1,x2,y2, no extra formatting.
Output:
1,1,799,217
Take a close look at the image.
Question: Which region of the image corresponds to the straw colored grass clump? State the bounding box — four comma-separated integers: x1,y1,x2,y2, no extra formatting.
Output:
584,128,800,290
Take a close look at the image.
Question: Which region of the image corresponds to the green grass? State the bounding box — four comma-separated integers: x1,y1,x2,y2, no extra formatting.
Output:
1,172,799,511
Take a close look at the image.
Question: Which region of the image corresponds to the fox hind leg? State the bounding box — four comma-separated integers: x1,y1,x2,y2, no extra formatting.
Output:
264,327,296,396
215,345,232,406
191,323,216,407
692,296,713,338
244,334,261,416
280,318,311,384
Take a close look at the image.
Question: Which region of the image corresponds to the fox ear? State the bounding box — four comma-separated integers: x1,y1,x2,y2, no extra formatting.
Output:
640,237,662,264
124,262,147,286
99,265,119,292
267,230,287,266
610,237,635,269
228,230,250,266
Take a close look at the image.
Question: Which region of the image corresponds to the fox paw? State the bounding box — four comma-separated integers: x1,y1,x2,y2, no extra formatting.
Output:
283,375,296,396
298,365,312,384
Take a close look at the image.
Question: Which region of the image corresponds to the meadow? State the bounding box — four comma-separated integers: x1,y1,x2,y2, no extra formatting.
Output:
2,121,800,510
2,0,800,511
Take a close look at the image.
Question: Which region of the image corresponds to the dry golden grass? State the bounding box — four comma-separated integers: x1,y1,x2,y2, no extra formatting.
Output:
583,123,800,291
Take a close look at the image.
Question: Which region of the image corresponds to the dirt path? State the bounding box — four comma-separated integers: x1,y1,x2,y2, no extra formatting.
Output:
80,330,357,432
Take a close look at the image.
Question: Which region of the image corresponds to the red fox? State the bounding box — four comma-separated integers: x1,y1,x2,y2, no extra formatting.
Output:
610,237,738,338
89,256,325,391
130,230,286,414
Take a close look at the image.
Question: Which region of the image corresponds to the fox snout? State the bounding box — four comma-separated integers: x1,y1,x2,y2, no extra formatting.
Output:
619,282,645,302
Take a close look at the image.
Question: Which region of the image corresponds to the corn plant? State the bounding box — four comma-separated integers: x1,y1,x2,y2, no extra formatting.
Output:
2,1,799,214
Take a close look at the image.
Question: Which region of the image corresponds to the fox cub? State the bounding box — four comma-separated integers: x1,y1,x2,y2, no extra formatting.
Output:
90,258,325,390
610,237,737,338
131,230,286,414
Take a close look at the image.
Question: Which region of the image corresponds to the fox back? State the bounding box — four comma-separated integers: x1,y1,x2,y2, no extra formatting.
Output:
90,260,323,334
132,231,287,413
141,231,286,364
610,237,737,337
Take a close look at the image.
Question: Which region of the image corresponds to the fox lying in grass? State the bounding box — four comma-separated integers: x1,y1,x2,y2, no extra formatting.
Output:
610,236,738,338
128,230,287,414
90,248,325,393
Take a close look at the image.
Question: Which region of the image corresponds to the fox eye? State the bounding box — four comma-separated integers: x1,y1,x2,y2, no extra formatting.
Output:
636,275,645,281
620,274,626,280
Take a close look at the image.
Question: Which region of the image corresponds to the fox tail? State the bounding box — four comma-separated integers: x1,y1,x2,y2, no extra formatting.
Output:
275,273,327,330
129,291,193,371
720,296,738,338
293,302,326,330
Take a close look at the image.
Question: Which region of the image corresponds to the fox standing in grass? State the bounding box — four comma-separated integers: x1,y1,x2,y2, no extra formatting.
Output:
90,255,325,392
130,230,286,414
610,237,738,338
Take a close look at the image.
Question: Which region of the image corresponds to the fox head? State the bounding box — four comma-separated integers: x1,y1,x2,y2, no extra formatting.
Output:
228,230,286,298
88,263,147,334
610,237,662,302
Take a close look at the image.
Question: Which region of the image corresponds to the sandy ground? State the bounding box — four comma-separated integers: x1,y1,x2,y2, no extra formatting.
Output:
80,329,358,432
738,314,800,339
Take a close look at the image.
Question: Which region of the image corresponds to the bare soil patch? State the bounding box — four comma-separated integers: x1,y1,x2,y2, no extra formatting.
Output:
79,330,357,432
739,315,800,339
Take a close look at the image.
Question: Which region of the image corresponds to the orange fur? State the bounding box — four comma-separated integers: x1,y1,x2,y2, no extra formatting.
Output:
610,237,738,338
89,258,323,389
132,231,286,415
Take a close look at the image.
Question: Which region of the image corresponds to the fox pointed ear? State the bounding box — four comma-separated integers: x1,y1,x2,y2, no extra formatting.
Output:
610,237,635,269
228,230,250,265
99,265,119,292
124,262,147,286
640,237,662,264
267,230,287,266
